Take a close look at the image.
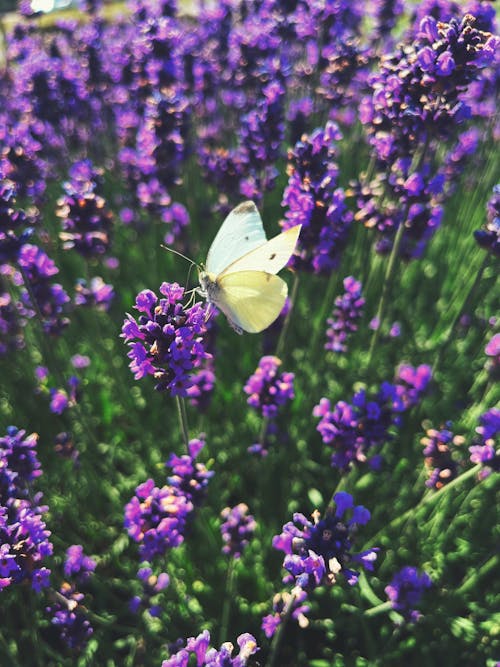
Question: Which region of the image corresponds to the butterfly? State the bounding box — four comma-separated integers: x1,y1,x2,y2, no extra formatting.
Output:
198,201,301,334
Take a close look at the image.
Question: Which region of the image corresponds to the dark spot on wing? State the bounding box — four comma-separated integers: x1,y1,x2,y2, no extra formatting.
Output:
233,201,257,215
245,236,249,241
269,253,276,260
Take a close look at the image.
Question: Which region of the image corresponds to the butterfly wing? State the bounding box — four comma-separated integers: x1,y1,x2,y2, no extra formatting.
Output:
220,225,301,277
215,271,288,333
206,201,267,276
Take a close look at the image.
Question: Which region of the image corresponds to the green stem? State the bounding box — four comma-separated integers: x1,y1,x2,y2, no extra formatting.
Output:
364,464,481,548
276,272,300,360
364,601,393,618
432,254,490,377
309,270,337,358
456,555,499,596
176,395,190,452
265,590,296,667
218,559,236,646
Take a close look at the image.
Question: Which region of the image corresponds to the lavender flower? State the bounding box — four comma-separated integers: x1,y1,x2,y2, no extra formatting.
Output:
474,184,500,255
385,566,432,622
262,589,310,639
161,630,259,667
282,122,353,274
121,282,211,396
57,160,114,258
0,427,52,591
485,333,500,379
124,437,212,561
220,503,256,559
273,492,378,591
393,364,432,409
469,408,500,479
130,566,170,617
64,545,96,582
421,426,462,489
0,292,25,356
325,276,365,353
74,276,115,311
46,582,93,651
244,356,294,419
17,244,70,335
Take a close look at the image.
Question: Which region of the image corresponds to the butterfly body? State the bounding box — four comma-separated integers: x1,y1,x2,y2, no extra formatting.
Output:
199,201,301,334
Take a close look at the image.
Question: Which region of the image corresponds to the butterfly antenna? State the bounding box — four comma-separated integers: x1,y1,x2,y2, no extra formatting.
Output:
161,244,197,268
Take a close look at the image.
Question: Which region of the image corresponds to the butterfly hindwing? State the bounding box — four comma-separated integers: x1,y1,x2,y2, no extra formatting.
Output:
220,225,301,277
215,271,288,333
206,201,267,276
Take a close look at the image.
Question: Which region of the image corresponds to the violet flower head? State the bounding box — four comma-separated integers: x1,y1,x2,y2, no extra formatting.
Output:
131,566,170,616
469,408,500,479
385,566,432,622
57,160,114,258
282,121,353,274
161,630,259,667
220,503,257,559
0,175,34,264
17,244,70,335
166,436,214,508
474,184,500,255
0,427,52,592
64,545,97,582
46,582,93,651
325,276,365,353
485,333,500,379
262,589,310,639
421,426,462,489
121,282,211,396
124,478,193,562
244,355,294,419
394,364,432,410
0,292,25,356
272,492,378,591
74,276,115,311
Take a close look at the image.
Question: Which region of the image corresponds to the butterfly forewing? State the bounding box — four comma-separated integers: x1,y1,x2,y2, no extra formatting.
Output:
216,271,288,333
206,201,267,276
219,225,301,277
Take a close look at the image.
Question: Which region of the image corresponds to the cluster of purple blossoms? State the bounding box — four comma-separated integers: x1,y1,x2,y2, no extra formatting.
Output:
385,566,432,623
74,276,115,311
17,243,70,335
124,437,212,561
121,282,211,396
314,365,432,471
46,581,94,651
162,630,259,667
421,426,463,489
273,492,378,592
34,367,80,415
357,13,499,258
0,426,52,592
469,408,500,479
474,184,500,255
485,333,500,380
282,121,353,274
244,355,294,419
325,276,365,353
130,566,170,617
57,159,114,258
220,503,256,559
64,544,97,583
0,173,35,264
54,431,80,465
0,291,25,356
261,588,310,639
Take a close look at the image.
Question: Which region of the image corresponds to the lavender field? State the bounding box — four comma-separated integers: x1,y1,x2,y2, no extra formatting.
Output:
0,0,499,665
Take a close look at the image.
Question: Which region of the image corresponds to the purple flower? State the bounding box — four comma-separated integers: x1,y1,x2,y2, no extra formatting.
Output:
74,276,115,311
273,492,378,591
0,291,25,356
64,545,96,582
46,582,93,651
121,282,211,396
166,436,214,508
282,122,352,274
469,409,500,479
71,354,91,369
161,630,259,667
244,356,294,419
131,566,170,616
394,364,432,409
57,160,114,258
262,589,310,639
474,184,500,255
485,333,500,379
385,566,432,622
421,426,462,489
220,503,257,559
325,276,365,353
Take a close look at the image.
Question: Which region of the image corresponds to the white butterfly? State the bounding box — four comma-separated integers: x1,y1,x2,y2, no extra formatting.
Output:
198,201,301,334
